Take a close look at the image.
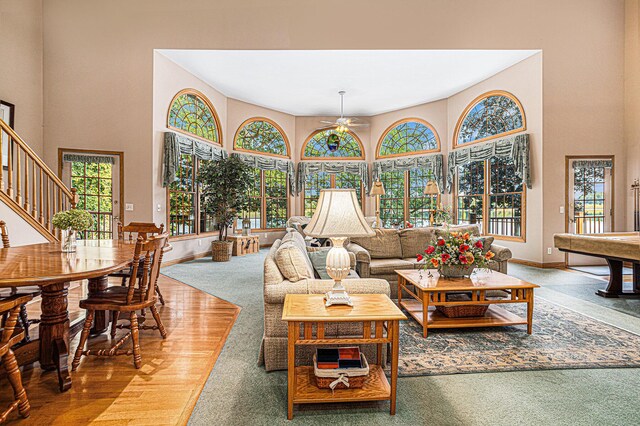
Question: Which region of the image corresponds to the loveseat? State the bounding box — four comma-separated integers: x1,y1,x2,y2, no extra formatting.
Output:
258,229,391,371
347,224,512,299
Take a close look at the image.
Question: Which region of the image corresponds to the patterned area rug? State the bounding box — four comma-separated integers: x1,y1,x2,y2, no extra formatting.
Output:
397,297,640,377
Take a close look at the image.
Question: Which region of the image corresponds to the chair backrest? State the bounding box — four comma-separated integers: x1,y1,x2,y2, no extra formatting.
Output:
0,221,9,248
118,221,164,242
126,233,169,305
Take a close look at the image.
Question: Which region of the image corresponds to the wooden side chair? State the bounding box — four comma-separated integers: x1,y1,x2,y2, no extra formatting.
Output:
110,221,166,305
72,233,169,371
0,221,41,343
0,294,32,422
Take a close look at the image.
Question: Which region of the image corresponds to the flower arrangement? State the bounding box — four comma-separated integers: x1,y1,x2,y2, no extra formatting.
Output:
417,231,495,277
52,209,93,231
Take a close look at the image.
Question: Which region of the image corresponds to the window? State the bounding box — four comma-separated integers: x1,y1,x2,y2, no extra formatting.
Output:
234,118,290,158
71,161,114,240
303,172,363,217
301,129,364,159
377,119,440,158
454,158,525,239
379,169,438,228
168,89,221,144
237,168,289,230
454,91,525,147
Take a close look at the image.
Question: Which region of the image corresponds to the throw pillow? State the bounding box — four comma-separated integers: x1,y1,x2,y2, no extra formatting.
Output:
478,236,495,254
307,249,331,279
275,241,313,282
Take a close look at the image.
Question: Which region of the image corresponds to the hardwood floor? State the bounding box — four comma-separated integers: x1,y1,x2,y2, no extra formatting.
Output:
0,275,240,425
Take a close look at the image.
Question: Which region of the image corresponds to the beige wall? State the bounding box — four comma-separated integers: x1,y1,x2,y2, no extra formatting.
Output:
0,0,43,154
625,0,640,231
0,0,618,265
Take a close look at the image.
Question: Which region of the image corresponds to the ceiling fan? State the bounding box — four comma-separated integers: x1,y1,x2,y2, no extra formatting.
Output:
318,91,370,133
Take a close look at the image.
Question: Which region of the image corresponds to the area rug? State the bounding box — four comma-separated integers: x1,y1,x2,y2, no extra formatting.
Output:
397,298,640,376
569,265,632,276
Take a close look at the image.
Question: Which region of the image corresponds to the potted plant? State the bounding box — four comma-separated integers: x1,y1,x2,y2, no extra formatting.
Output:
198,156,252,261
51,209,94,252
417,231,495,278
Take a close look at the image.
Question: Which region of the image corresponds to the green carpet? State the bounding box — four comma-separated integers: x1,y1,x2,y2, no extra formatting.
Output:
163,253,640,425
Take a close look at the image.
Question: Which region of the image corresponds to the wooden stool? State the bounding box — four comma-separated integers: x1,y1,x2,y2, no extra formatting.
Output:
227,235,260,256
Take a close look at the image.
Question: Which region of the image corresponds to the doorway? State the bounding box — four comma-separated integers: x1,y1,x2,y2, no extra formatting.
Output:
564,156,614,266
59,149,124,240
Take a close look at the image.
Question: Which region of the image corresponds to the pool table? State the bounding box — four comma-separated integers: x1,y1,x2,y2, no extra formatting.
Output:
554,232,640,298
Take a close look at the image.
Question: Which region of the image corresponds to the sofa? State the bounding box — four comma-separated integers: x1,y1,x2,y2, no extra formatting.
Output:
258,229,391,372
347,224,513,299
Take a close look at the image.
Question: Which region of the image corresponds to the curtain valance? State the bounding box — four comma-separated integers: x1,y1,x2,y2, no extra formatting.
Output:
295,161,370,195
446,133,531,191
163,131,227,187
372,153,444,194
572,159,613,169
62,153,115,165
232,152,296,195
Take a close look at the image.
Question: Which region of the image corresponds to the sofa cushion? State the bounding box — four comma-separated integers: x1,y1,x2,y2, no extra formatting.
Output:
478,236,495,254
275,241,313,282
282,230,314,275
399,227,436,258
307,250,331,279
403,257,426,269
350,229,402,259
264,240,285,285
369,258,414,275
436,224,481,238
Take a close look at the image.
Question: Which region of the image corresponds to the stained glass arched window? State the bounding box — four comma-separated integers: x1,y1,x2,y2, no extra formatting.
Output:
234,118,290,158
167,89,221,144
301,129,364,160
377,118,440,158
454,91,525,147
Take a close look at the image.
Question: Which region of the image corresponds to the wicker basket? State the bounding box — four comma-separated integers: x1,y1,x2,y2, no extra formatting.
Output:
211,240,233,262
313,353,369,390
435,293,489,318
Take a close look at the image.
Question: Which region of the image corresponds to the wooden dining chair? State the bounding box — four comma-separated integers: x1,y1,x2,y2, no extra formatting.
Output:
72,233,169,371
110,221,166,305
0,294,32,423
0,221,41,343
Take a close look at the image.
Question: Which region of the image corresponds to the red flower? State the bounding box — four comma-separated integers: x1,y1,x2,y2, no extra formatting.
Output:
474,240,483,249
459,255,468,264
459,244,470,253
430,258,440,267
441,253,451,263
416,254,424,262
425,246,436,255
437,238,446,247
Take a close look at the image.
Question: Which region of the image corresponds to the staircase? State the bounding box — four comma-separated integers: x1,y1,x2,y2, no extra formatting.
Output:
0,118,77,241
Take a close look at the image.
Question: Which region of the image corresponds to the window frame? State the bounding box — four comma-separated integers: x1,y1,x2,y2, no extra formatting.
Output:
233,117,291,159
300,129,365,160
235,168,290,233
166,88,223,146
301,173,365,217
453,159,527,242
375,117,441,159
453,90,526,148
378,170,438,228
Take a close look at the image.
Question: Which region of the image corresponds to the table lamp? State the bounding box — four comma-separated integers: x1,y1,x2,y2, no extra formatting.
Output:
369,180,385,229
304,189,375,306
423,179,441,225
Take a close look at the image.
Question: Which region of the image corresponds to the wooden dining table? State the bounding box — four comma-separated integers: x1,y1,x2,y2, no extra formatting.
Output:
0,239,138,392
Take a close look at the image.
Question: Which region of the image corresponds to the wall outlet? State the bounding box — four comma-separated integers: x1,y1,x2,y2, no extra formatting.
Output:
125,203,134,211
198,239,202,246
157,203,161,212
264,233,268,239
547,248,553,255
559,206,564,214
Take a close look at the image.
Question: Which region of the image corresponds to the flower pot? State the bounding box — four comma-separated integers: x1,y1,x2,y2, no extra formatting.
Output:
439,264,475,278
61,229,77,252
211,240,233,262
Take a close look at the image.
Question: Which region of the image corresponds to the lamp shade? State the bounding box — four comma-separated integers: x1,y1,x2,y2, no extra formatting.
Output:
423,180,440,195
304,189,375,238
369,180,385,196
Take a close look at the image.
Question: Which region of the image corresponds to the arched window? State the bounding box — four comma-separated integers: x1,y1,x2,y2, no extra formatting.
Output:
167,89,221,144
454,91,525,147
301,129,364,160
376,118,440,159
301,129,365,216
234,118,290,158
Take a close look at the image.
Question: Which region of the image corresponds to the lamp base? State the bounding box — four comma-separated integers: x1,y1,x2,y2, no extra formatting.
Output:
325,290,353,307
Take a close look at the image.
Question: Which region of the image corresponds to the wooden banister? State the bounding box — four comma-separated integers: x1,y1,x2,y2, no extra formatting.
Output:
0,118,76,241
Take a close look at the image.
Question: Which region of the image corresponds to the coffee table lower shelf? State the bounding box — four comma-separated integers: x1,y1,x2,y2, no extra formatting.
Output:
400,299,527,330
293,365,390,404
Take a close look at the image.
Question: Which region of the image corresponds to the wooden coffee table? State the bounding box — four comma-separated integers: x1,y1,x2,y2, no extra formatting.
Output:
396,269,539,338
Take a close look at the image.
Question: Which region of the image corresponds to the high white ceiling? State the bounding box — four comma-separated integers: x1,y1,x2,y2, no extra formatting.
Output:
158,50,539,116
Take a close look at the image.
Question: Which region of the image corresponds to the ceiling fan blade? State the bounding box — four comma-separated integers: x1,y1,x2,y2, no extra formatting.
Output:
348,123,370,128
319,120,337,125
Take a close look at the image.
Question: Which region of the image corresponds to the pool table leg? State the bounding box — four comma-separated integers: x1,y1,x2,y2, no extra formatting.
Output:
597,259,640,298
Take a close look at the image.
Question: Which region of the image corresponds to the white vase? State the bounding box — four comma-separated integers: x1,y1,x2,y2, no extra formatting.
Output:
61,229,77,252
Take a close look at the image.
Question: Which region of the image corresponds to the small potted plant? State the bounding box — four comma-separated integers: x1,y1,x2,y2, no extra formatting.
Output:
198,156,252,262
51,209,94,252
417,231,495,278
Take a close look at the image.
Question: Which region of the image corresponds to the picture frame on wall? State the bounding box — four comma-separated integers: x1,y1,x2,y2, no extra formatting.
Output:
0,100,15,170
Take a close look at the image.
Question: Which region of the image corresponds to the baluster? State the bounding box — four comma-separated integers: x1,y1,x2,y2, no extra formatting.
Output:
39,169,44,224
31,160,37,217
7,136,13,197
46,177,51,230
24,155,30,212
57,187,62,214
70,187,78,209
15,145,22,205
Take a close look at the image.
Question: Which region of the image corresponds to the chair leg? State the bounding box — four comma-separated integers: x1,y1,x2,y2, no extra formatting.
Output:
156,285,166,306
149,305,167,339
72,310,94,372
18,305,30,343
110,311,120,339
3,349,30,419
130,312,142,369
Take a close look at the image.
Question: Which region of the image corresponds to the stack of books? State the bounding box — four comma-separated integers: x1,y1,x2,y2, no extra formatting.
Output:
316,347,362,369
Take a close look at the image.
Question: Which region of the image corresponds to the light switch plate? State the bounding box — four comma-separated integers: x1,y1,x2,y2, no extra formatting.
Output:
125,203,134,211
